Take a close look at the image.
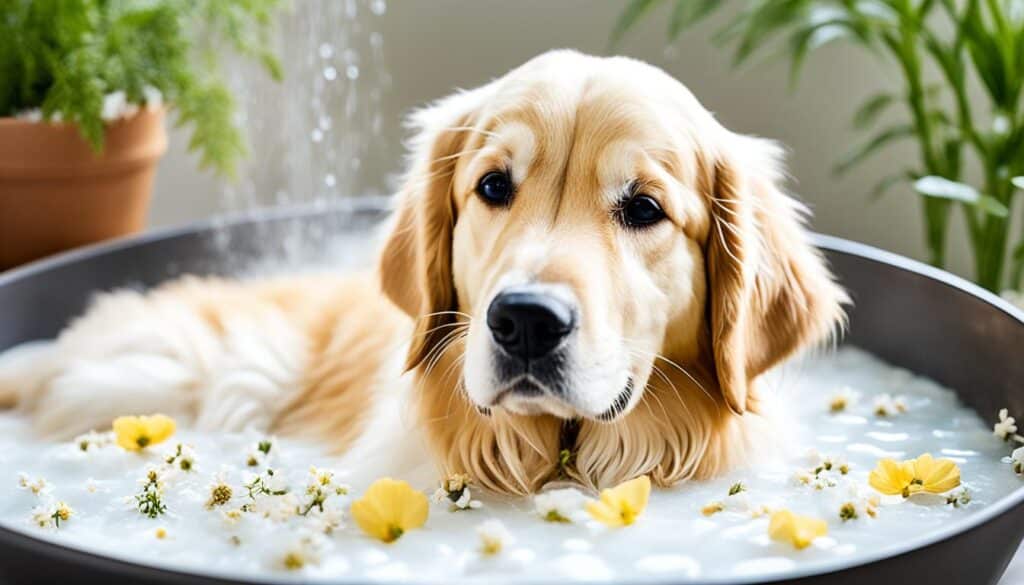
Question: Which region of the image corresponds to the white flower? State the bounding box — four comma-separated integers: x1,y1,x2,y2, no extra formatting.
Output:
477,519,514,556
534,488,587,523
142,86,163,110
995,409,1021,442
837,481,879,521
206,471,233,509
29,500,71,528
16,109,43,123
73,430,114,452
828,387,859,412
260,492,301,522
433,473,481,510
140,464,171,492
305,506,345,534
1012,446,1024,474
18,473,50,496
246,438,276,468
453,486,483,510
101,91,129,121
30,503,55,528
278,532,325,571
873,393,907,416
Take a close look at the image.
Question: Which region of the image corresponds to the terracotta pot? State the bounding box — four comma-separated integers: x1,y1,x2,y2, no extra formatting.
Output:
0,109,167,270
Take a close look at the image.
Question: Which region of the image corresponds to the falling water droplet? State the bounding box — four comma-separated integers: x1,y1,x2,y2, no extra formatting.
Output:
323,66,337,81
318,43,334,60
371,0,386,16
311,128,324,143
346,65,360,80
318,116,332,131
325,173,337,188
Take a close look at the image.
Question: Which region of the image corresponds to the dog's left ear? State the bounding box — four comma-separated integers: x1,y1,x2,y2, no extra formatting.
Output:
379,91,482,370
704,134,849,414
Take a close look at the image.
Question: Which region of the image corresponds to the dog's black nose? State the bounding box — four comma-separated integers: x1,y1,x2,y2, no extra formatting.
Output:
486,291,576,360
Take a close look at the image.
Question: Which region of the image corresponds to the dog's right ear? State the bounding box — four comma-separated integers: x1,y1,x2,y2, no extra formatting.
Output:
379,90,484,371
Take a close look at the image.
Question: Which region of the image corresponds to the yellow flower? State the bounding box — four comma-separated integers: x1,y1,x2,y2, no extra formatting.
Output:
113,414,176,451
350,478,429,543
869,453,960,497
701,501,724,516
585,475,650,527
768,509,828,549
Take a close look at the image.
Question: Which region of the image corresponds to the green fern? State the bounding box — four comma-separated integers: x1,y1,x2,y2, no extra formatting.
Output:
0,0,285,178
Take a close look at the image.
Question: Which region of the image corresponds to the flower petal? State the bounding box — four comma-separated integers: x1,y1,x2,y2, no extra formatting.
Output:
868,458,914,495
913,453,961,494
768,509,827,549
585,500,624,527
351,478,428,543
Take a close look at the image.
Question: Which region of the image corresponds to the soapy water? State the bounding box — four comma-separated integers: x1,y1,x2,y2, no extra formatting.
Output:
0,346,1018,582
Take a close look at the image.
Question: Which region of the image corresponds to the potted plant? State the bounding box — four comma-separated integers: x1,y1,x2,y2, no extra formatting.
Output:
0,0,284,270
615,0,1024,294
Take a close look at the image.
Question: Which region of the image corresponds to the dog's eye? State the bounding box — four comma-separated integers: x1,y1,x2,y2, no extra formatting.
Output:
476,171,514,206
620,195,665,228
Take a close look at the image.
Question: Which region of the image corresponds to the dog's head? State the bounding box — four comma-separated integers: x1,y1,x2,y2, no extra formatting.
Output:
379,51,847,493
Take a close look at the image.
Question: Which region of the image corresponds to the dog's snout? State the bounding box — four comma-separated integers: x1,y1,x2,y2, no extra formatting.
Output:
486,291,576,360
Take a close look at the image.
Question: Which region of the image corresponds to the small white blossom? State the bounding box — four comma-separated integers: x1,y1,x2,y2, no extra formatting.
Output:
304,506,345,534
995,409,1022,442
828,387,859,412
101,91,131,121
29,500,72,529
433,473,481,511
534,488,587,523
142,86,163,110
18,473,50,496
1012,446,1024,474
262,492,301,522
837,482,879,521
278,532,325,571
477,519,514,556
873,393,907,416
16,109,43,123
73,430,114,452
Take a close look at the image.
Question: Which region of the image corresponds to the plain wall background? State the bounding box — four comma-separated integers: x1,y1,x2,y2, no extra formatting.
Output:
149,0,1000,281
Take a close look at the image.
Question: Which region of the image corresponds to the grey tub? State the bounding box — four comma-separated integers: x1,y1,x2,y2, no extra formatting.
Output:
0,204,1022,585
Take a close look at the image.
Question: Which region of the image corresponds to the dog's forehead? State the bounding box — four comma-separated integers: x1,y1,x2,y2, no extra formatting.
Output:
476,76,697,187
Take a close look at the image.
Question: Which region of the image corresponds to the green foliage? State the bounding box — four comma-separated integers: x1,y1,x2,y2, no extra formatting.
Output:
614,0,1024,292
0,0,285,178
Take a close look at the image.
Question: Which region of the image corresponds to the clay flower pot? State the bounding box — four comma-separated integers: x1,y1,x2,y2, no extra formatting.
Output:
0,109,167,270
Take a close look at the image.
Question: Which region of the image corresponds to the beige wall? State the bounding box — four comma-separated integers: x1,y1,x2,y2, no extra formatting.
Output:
150,0,989,280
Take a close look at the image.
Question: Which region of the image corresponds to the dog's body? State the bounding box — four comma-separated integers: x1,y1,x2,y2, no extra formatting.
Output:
0,51,847,494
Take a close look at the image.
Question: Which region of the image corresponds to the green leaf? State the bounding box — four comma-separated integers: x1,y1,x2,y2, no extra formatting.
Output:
611,0,666,47
733,0,813,66
833,124,914,176
852,92,895,129
789,20,850,86
868,171,912,201
913,176,1009,217
668,0,722,40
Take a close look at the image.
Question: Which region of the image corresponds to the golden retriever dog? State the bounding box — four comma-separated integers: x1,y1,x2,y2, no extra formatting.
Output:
0,50,847,494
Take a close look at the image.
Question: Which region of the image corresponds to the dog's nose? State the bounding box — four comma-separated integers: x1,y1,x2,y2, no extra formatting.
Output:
486,291,576,360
